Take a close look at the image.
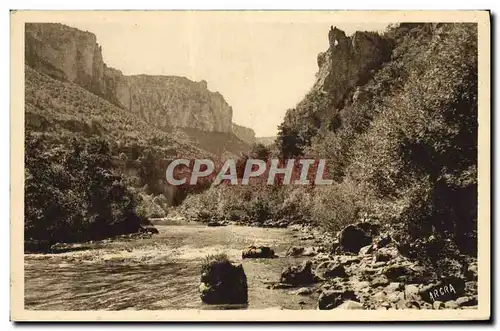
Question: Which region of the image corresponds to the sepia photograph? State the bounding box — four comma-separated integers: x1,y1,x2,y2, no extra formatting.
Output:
10,10,490,321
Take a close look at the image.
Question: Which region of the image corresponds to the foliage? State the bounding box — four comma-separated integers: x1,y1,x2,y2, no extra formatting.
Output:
201,253,230,274
272,23,478,255
25,134,147,243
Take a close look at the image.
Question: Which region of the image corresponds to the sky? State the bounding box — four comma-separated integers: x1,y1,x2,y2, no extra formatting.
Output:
56,12,390,137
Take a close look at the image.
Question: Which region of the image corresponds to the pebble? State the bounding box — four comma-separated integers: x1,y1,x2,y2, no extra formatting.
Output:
405,284,420,301
294,287,313,296
385,282,403,293
336,300,364,309
456,296,477,307
433,301,445,310
444,300,459,309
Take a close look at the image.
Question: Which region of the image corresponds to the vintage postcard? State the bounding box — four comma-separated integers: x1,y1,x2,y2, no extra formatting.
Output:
10,10,490,321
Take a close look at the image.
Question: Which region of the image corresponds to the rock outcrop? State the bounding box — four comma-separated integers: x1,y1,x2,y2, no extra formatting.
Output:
200,257,248,304
25,23,119,104
117,75,233,132
338,224,373,253
232,123,256,145
280,260,317,285
25,23,252,136
242,246,276,259
314,26,392,107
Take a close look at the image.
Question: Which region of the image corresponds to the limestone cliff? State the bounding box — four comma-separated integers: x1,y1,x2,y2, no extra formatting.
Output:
232,123,256,145
25,23,119,103
314,26,392,107
25,23,237,134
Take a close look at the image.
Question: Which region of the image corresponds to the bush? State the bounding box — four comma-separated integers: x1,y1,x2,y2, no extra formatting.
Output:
25,134,147,244
310,180,366,232
201,253,230,274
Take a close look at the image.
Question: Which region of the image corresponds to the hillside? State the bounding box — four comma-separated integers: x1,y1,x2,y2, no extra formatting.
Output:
25,22,253,156
183,23,478,268
25,65,204,158
278,23,478,252
255,136,276,147
232,123,256,145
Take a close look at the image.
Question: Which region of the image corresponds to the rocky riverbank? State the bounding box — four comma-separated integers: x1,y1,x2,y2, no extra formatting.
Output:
261,221,478,310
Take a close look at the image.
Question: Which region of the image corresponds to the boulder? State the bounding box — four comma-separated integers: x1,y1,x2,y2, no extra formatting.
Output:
404,284,421,301
383,265,411,281
433,301,445,310
200,258,248,304
386,291,403,303
351,281,370,292
286,246,319,257
372,291,387,302
375,247,398,262
385,282,403,293
141,225,159,234
336,300,364,309
370,275,390,287
268,283,294,290
466,261,478,281
338,255,361,265
444,300,459,309
286,246,305,257
280,260,316,285
359,244,374,256
355,221,381,236
315,261,348,279
318,289,358,310
207,220,225,227
404,301,421,310
242,246,276,259
375,233,392,249
293,287,314,296
456,296,478,307
339,225,372,253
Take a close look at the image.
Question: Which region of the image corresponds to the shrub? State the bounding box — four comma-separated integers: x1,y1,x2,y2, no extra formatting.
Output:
25,134,147,244
310,180,364,232
201,253,230,274
348,23,478,252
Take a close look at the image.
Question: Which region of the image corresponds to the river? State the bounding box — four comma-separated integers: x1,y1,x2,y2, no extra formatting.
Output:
24,219,322,310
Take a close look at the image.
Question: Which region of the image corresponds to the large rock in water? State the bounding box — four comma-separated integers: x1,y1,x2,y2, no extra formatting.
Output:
242,246,276,259
199,258,248,304
280,260,316,285
339,225,372,253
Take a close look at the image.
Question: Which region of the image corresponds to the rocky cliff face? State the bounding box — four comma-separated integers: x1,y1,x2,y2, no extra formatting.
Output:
314,26,392,107
232,123,256,145
115,75,233,132
25,23,119,103
25,23,244,134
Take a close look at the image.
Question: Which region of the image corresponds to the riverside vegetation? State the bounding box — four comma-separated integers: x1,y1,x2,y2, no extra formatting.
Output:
24,22,479,310
182,23,479,309
183,23,478,256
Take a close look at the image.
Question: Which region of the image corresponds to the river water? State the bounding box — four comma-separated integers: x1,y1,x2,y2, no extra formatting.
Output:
24,219,321,310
